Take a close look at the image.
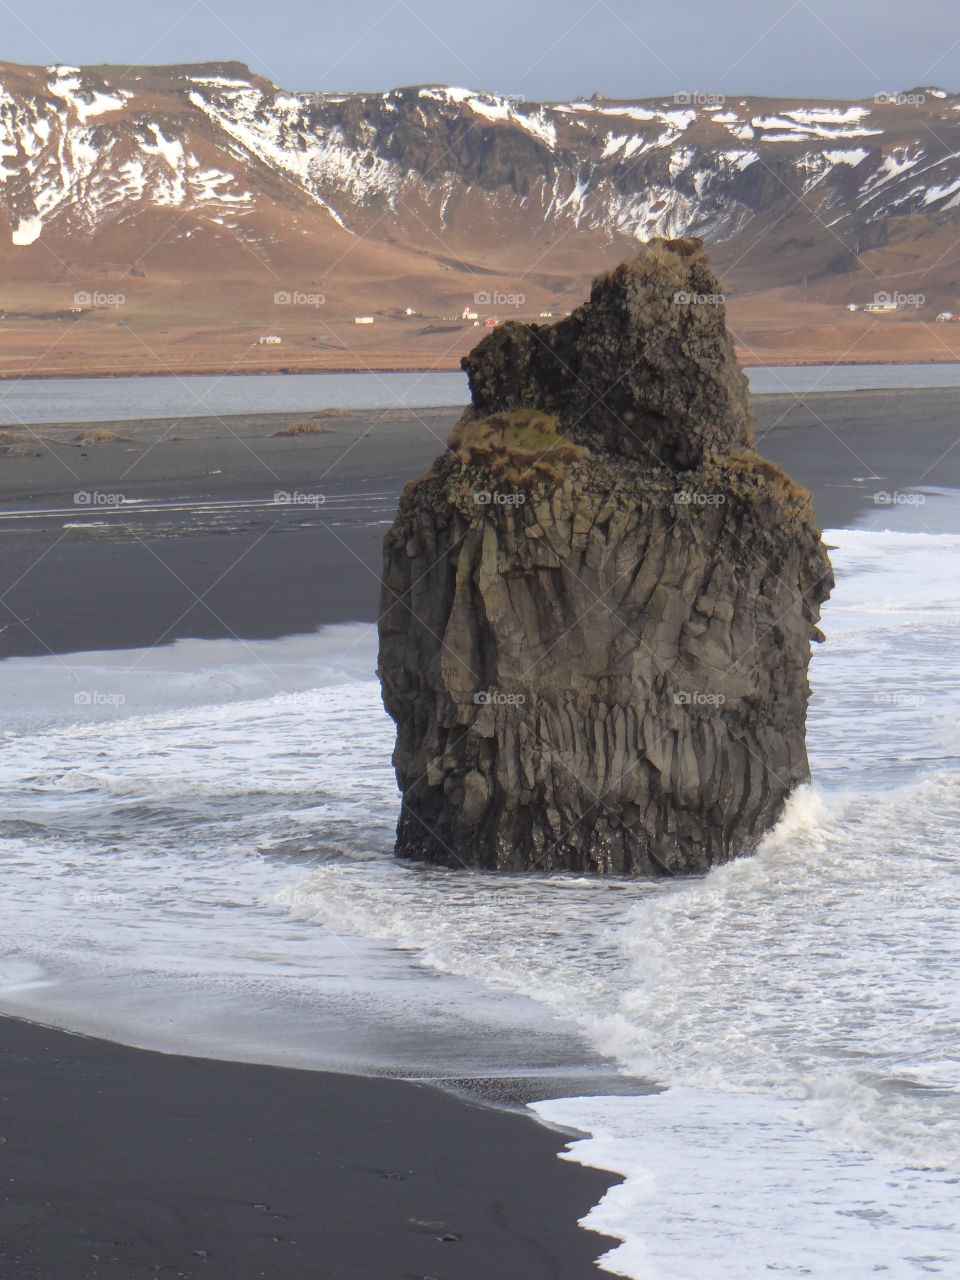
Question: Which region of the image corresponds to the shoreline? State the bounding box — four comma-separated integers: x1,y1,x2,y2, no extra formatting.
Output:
2,353,960,382
0,1013,624,1280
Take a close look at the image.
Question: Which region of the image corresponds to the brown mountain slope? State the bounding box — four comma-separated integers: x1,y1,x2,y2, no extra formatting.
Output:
2,62,960,376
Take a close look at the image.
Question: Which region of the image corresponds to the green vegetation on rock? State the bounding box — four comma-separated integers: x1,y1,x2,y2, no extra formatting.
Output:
448,408,587,486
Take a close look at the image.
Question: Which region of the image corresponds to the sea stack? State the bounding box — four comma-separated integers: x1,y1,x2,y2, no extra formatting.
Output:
378,238,834,875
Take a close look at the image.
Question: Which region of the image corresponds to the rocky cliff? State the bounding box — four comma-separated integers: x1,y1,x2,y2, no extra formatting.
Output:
378,238,834,875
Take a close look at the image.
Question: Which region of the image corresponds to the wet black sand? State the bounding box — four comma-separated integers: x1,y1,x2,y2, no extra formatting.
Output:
1,389,958,659
0,1017,620,1280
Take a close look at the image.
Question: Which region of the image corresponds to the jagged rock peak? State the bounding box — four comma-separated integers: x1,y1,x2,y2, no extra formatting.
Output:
461,237,755,469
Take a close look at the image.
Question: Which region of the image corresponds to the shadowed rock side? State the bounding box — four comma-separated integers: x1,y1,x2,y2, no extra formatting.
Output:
378,238,834,875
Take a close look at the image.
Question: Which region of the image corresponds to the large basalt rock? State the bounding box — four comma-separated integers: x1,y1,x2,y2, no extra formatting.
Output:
378,238,834,875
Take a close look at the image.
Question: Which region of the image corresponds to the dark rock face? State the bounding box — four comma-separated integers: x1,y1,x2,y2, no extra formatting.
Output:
462,239,753,470
378,238,834,875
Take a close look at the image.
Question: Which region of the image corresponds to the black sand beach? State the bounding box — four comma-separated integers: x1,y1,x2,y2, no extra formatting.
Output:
1,389,958,658
1,386,958,1277
0,1017,617,1280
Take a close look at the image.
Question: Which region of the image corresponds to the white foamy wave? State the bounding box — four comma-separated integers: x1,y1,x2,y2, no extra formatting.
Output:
589,777,960,1167
808,528,960,790
819,527,960,632
534,1090,960,1279
278,860,648,1021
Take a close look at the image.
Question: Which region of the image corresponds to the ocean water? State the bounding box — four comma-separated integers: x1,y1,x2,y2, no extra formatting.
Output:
2,362,960,425
1,524,959,1275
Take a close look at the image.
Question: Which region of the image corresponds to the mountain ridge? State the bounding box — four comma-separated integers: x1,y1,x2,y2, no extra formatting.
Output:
3,60,960,376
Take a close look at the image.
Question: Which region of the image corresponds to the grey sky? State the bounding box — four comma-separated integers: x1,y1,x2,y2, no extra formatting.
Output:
2,0,958,100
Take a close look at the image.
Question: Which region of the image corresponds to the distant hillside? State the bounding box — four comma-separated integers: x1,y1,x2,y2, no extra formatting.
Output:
2,61,960,377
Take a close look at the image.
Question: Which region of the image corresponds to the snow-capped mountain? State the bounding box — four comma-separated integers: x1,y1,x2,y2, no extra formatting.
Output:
2,61,958,261
2,60,960,379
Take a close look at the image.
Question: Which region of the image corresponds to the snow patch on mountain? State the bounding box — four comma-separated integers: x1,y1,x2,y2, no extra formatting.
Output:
820,148,870,166
923,176,960,208
187,85,398,227
12,215,42,245
751,112,882,141
458,93,558,149
0,75,253,242
46,66,128,123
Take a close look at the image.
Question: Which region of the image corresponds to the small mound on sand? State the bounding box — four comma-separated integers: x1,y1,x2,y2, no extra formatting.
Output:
76,428,123,445
272,418,339,437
